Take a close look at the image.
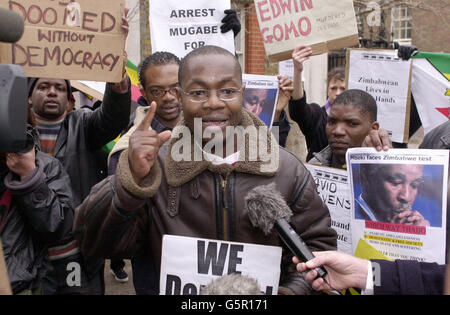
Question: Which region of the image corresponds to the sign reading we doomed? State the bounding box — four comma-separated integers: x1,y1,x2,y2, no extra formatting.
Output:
160,235,282,295
0,0,126,82
150,0,235,58
254,0,359,62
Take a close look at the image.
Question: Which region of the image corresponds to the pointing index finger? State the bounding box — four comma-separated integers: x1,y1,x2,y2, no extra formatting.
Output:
137,101,156,131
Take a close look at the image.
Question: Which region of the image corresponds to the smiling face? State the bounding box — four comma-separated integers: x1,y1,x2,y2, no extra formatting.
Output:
326,103,378,165
178,53,243,146
140,63,181,128
29,78,68,120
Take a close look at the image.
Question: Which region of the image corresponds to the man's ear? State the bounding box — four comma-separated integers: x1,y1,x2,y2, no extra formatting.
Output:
139,84,148,102
372,121,380,130
175,86,183,103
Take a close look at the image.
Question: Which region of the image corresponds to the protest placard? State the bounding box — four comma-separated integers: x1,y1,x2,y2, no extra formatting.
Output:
159,235,282,295
149,0,235,58
253,0,359,62
346,147,448,264
0,0,126,82
242,74,279,129
346,49,413,143
305,164,352,254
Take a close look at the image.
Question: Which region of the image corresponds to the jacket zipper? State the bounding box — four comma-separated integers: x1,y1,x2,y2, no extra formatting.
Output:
219,174,230,241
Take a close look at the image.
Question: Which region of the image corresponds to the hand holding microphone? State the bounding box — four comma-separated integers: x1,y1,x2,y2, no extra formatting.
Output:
293,251,370,292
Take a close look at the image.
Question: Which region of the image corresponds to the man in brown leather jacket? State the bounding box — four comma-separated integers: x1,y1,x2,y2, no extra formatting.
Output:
73,45,337,295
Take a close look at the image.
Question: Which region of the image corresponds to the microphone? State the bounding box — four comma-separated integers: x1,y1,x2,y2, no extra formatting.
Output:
0,8,25,43
244,183,328,280
200,273,263,295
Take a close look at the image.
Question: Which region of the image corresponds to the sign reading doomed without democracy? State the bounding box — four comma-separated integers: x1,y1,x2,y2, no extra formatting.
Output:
253,0,359,62
0,0,126,82
150,0,235,59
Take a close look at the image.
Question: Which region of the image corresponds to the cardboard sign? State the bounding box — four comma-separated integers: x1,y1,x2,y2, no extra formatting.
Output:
149,0,235,58
346,49,413,143
160,235,282,295
253,0,359,62
0,0,126,82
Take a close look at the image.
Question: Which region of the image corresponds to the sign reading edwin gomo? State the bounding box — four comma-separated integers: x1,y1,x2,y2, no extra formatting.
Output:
253,0,359,62
0,0,126,82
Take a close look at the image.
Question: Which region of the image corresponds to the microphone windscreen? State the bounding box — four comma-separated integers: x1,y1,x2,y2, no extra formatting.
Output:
200,273,263,295
244,183,292,235
0,8,25,43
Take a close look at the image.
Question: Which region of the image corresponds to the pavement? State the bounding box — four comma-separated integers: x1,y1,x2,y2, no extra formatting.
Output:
104,259,136,295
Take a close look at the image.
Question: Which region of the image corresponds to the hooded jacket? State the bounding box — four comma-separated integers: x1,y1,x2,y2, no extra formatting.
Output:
74,109,337,294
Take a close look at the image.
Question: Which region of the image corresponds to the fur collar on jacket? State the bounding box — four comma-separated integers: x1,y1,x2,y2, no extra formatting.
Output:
117,109,280,198
164,108,280,187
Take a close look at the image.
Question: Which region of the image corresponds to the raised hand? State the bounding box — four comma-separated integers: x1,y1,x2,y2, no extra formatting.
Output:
292,44,312,72
274,75,293,122
128,102,172,184
6,149,36,181
362,128,392,152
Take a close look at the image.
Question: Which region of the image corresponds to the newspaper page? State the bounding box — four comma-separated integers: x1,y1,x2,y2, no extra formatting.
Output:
346,148,448,263
242,74,279,129
159,235,282,295
305,164,352,254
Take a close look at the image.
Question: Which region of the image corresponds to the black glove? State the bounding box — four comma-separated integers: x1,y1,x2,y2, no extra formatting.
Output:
398,45,418,60
221,9,241,38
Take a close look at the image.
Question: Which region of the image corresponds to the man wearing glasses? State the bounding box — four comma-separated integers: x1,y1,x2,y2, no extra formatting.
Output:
106,51,181,293
75,45,337,295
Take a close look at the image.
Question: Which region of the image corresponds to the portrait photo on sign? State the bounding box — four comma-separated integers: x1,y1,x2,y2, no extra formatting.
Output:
243,87,277,128
351,163,443,227
241,74,279,129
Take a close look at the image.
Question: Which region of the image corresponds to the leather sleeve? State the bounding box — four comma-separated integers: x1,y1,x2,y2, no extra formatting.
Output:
73,174,149,260
4,152,74,245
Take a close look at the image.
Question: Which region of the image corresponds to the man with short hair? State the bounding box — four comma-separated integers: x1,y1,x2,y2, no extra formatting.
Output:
308,89,379,169
289,44,346,161
106,51,181,291
74,45,337,295
27,17,132,291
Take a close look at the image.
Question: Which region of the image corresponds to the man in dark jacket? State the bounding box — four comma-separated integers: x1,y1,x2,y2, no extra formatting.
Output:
74,45,337,295
27,74,131,294
0,127,74,294
308,89,380,169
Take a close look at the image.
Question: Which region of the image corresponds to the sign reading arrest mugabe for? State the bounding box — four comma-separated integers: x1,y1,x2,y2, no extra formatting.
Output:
0,0,126,82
